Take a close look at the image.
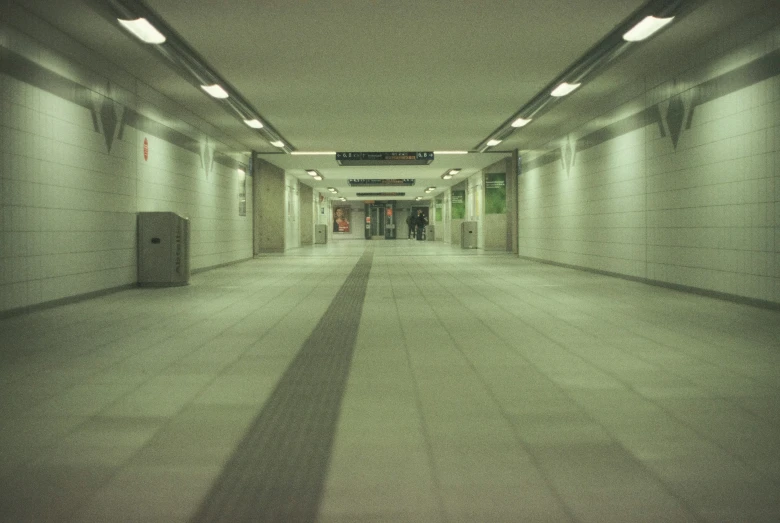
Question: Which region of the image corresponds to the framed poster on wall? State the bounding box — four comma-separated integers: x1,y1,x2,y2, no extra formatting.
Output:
333,207,351,233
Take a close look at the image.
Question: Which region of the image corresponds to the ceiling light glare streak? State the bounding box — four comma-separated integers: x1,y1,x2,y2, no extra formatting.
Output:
117,18,166,44
201,84,229,98
244,119,263,128
551,82,581,97
511,117,532,128
434,151,469,155
623,15,674,41
290,151,338,156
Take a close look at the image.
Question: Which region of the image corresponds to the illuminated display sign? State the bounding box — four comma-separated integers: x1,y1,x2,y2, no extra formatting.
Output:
336,152,434,166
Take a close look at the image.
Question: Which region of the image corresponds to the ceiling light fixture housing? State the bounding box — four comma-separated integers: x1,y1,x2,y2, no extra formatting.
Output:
117,17,166,44
291,151,338,156
623,15,675,41
475,0,691,152
244,119,263,129
550,82,581,97
200,84,229,99
107,0,293,153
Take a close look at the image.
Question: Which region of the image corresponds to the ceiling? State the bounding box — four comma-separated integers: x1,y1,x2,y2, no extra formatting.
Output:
14,0,780,200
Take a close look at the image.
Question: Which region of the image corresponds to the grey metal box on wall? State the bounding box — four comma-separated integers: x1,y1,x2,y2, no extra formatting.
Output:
315,224,327,244
137,212,190,286
461,221,478,249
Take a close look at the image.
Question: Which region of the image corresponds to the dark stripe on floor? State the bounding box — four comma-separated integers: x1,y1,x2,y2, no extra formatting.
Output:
190,247,373,523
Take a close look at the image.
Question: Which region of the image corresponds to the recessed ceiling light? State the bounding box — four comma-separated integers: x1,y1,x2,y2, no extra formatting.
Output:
623,16,674,41
551,82,581,97
244,119,263,128
270,140,285,148
511,117,532,128
448,169,461,175
201,84,229,98
117,18,166,44
306,170,318,176
487,139,502,147
442,174,453,180
313,175,323,181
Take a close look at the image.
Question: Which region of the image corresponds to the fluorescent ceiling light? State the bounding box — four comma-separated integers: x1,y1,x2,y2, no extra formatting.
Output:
291,151,337,155
448,169,461,175
306,170,318,176
486,139,502,147
340,197,347,201
244,119,263,129
551,82,581,97
201,84,229,98
511,117,532,128
442,174,453,180
434,150,469,155
313,175,323,181
623,16,674,41
118,18,166,44
270,140,285,148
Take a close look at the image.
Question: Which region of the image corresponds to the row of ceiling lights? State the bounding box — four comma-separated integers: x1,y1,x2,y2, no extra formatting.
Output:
109,0,291,151
478,0,686,151
110,0,685,163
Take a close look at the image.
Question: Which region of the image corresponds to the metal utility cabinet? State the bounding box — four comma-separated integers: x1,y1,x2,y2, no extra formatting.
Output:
461,221,478,249
137,212,190,286
315,224,327,244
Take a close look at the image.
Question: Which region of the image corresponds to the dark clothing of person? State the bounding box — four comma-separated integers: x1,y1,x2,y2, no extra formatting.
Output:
406,215,415,239
415,213,428,240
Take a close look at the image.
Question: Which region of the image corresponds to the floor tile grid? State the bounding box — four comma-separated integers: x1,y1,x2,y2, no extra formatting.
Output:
0,255,361,521
413,254,708,522
482,259,780,393
0,257,302,418
430,255,780,520
319,252,447,523
479,259,780,470
394,254,583,522
187,247,373,523
69,255,364,522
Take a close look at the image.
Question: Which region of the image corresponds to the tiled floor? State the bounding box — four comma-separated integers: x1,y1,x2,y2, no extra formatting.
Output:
1,239,779,522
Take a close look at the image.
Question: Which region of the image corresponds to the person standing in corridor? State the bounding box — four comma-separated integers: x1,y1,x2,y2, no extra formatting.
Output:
415,210,428,241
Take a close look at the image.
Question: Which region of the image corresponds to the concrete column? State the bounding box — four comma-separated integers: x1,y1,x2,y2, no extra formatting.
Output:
253,157,286,254
299,183,314,245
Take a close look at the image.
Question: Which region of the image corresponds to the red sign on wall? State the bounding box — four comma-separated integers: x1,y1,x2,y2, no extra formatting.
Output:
143,138,149,161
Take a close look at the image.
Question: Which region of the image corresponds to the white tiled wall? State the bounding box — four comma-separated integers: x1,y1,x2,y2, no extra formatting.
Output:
519,23,780,305
0,19,252,314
